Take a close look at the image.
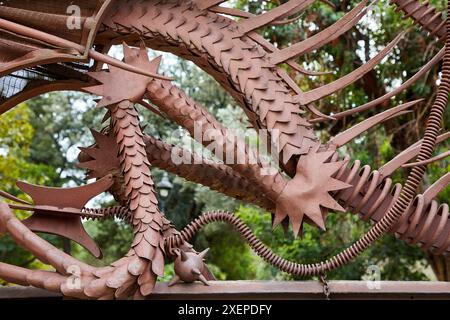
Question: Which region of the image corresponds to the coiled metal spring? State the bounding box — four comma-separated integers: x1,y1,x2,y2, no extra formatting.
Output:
81,206,132,222
167,196,449,277
165,210,331,276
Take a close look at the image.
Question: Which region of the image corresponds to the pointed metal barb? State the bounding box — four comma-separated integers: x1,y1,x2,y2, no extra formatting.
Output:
269,0,372,64
168,274,181,287
330,99,422,148
379,132,450,178
191,268,202,275
180,250,189,262
271,13,305,26
237,0,315,35
88,50,172,81
248,33,332,77
297,31,407,105
306,103,337,121
209,6,254,18
289,63,333,76
320,0,337,9
422,172,450,204
310,47,445,123
198,248,210,259
0,189,31,205
211,6,304,26
402,150,450,168
198,274,210,286
194,0,228,11
139,99,165,118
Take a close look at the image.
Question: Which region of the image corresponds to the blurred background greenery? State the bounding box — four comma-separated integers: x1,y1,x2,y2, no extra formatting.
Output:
0,0,449,284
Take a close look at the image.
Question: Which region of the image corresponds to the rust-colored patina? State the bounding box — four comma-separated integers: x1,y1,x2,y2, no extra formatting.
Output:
0,0,449,299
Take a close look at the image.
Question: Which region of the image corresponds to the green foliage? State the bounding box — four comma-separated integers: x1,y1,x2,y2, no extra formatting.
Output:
72,219,133,267
0,104,57,192
195,221,256,280
25,92,105,186
0,104,64,277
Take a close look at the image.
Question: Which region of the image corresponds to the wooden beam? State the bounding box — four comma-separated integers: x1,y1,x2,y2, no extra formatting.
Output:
1,281,450,300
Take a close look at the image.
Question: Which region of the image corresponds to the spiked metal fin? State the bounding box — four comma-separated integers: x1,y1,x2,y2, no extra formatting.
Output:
269,0,371,64
194,0,228,11
310,48,445,123
379,132,450,178
422,172,450,204
14,175,114,258
297,31,407,105
237,0,315,35
330,99,422,148
403,150,450,168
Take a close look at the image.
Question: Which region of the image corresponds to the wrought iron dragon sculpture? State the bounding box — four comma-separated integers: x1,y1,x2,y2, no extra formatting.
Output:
0,0,448,299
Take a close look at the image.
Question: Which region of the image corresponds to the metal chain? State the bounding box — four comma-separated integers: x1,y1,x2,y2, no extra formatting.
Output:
320,273,331,300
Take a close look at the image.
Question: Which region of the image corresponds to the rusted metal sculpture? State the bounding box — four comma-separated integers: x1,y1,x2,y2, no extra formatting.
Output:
0,0,448,299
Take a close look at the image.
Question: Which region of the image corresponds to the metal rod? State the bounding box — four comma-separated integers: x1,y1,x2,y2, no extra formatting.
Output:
0,18,172,81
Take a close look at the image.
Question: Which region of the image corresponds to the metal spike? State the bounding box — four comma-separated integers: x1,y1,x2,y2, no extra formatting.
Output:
310,47,444,123
422,172,450,204
197,274,210,286
378,132,450,178
194,0,228,11
198,248,210,259
402,150,450,168
168,274,180,287
320,0,337,9
287,62,333,76
237,0,315,35
0,190,31,205
101,110,111,123
139,99,164,117
89,49,172,81
248,33,332,77
270,14,304,26
306,103,337,121
330,99,422,148
180,250,188,262
269,0,371,64
211,6,303,27
191,268,201,275
209,6,254,18
297,31,407,105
